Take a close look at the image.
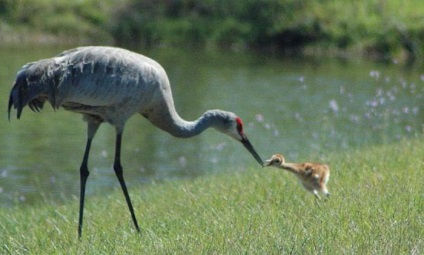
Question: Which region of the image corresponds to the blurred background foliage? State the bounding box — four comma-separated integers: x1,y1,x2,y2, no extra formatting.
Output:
0,0,423,60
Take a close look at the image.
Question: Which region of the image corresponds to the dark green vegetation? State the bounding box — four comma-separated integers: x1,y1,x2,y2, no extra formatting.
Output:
1,0,423,60
1,137,422,253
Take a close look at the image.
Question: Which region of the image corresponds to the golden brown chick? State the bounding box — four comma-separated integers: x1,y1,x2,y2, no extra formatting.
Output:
265,154,330,199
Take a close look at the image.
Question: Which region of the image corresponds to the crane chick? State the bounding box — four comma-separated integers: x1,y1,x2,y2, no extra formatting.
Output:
264,154,330,199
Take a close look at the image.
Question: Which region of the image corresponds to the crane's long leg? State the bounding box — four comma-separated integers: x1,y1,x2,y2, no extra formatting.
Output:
78,138,92,239
113,133,140,233
78,120,100,239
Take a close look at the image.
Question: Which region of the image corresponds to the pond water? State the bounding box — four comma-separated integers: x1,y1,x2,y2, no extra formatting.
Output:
0,47,423,207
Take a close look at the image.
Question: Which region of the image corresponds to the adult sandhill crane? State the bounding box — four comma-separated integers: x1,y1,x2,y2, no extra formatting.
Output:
8,46,263,238
265,154,330,199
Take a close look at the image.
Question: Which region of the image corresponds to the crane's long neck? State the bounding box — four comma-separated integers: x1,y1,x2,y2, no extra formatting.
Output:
141,76,234,138
148,108,230,138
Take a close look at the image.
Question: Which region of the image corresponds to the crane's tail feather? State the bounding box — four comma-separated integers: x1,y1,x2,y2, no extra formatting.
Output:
8,81,24,120
7,90,14,121
28,99,44,113
8,82,46,120
8,60,55,120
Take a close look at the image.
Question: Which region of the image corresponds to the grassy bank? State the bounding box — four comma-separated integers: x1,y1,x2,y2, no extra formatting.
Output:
1,137,423,254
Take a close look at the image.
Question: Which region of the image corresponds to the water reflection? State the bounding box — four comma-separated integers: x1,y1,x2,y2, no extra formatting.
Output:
0,47,423,207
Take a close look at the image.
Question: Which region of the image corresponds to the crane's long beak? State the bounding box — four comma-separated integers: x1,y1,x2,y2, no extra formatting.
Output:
241,135,263,167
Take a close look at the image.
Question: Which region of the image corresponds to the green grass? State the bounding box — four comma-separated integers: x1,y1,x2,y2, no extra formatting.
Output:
1,137,423,254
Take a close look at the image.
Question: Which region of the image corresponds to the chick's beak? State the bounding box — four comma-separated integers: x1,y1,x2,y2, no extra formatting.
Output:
240,135,263,167
264,159,272,166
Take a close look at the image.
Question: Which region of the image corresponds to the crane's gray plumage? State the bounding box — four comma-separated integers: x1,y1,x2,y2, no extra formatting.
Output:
8,46,263,238
10,47,177,133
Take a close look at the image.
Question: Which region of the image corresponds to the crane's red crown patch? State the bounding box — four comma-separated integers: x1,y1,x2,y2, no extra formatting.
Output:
235,117,244,135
